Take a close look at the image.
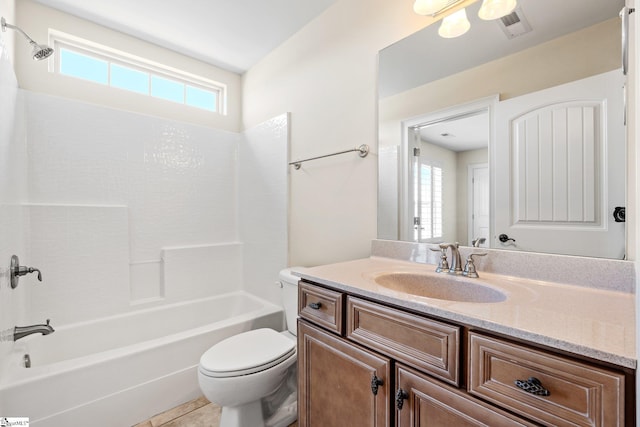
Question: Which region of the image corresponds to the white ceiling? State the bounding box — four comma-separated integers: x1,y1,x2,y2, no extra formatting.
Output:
419,111,488,152
33,0,337,74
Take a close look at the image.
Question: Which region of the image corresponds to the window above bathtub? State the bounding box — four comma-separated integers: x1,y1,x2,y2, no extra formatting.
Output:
48,30,227,114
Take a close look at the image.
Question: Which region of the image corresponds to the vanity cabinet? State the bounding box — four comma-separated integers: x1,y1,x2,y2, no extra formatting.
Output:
297,280,631,427
297,320,390,427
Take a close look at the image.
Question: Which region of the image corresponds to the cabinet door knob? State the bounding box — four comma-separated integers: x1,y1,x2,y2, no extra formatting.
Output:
514,377,550,396
308,302,322,310
370,374,383,395
395,389,408,410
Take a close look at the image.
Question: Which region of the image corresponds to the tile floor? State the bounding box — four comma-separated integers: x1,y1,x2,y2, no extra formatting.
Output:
133,396,297,427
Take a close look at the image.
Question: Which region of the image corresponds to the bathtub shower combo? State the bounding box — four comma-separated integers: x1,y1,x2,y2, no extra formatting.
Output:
1,12,293,426
0,292,286,426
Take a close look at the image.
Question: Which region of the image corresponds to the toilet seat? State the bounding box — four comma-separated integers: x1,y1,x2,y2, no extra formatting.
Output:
199,328,296,378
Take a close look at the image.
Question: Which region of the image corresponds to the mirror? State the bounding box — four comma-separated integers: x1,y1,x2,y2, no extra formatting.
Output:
378,0,627,259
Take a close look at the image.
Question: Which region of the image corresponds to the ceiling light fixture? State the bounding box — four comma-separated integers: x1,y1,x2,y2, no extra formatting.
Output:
478,0,517,20
438,8,471,38
413,0,450,16
414,0,519,38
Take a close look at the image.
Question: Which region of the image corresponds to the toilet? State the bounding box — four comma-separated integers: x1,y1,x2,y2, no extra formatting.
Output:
198,268,300,427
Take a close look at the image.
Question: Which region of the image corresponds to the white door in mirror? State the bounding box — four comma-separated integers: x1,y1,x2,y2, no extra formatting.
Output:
470,164,490,247
494,69,625,259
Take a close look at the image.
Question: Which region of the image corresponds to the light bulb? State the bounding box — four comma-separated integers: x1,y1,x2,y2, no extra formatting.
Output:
438,8,471,38
478,0,517,20
413,0,449,16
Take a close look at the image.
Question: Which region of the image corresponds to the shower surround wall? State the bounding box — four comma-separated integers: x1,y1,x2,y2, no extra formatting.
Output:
0,21,29,379
240,114,289,303
18,92,288,327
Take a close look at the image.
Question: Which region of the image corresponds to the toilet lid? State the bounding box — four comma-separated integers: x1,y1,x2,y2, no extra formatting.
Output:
200,328,296,378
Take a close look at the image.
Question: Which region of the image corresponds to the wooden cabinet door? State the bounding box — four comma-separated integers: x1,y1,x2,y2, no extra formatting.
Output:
396,365,535,427
298,320,391,427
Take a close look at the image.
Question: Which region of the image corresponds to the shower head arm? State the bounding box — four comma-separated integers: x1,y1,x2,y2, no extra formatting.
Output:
1,16,54,61
1,17,39,46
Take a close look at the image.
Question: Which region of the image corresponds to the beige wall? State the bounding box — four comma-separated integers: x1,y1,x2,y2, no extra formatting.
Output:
242,0,477,266
14,0,241,132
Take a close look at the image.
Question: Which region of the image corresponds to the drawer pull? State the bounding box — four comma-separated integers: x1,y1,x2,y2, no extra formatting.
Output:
514,377,550,396
395,389,408,410
308,302,322,310
370,374,383,395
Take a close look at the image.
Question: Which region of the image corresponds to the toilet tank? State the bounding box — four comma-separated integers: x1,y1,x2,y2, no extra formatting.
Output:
279,268,303,336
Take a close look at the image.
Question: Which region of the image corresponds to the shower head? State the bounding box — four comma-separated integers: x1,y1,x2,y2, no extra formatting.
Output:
1,17,54,61
31,43,54,61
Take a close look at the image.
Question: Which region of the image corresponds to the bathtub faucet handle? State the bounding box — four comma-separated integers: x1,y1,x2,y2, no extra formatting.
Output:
28,267,42,281
10,255,43,289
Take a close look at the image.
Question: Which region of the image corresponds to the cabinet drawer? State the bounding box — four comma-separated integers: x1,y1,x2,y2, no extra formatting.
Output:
396,364,536,427
468,332,625,427
346,296,460,386
298,282,344,334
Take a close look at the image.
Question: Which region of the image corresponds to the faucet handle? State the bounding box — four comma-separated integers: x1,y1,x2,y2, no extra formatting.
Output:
429,245,449,273
463,253,487,278
10,255,43,288
27,267,42,281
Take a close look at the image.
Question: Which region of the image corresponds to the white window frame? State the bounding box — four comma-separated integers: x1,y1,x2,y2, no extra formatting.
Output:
48,30,227,115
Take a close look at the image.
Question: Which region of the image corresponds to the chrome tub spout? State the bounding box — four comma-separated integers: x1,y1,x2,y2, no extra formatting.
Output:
14,319,54,341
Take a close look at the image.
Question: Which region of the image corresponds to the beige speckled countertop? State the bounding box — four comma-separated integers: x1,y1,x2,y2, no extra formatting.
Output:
294,257,636,370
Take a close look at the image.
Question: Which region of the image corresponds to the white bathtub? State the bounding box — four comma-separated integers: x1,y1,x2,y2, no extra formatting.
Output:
0,291,285,426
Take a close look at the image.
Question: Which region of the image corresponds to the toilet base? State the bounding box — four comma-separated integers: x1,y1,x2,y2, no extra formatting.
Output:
220,401,264,427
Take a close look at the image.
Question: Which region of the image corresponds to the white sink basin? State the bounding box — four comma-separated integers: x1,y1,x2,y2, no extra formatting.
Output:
373,272,507,303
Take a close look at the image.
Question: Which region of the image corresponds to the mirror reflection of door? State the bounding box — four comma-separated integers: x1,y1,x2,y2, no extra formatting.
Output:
407,108,490,245
469,164,490,247
494,70,625,258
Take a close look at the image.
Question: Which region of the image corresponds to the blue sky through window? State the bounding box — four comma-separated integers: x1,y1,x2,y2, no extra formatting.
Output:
151,76,184,103
60,48,108,84
55,41,222,113
186,86,217,112
111,64,149,94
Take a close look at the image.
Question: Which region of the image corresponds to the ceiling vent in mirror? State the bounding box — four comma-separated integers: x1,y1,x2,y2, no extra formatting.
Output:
498,8,532,39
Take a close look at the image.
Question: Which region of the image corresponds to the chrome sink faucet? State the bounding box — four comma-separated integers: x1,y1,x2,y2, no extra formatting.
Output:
443,243,463,275
13,319,54,341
